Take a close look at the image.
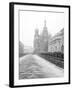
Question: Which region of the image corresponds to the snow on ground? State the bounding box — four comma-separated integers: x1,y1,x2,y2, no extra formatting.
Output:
19,54,64,79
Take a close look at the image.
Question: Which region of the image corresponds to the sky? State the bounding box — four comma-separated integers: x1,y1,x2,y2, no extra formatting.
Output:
20,10,64,47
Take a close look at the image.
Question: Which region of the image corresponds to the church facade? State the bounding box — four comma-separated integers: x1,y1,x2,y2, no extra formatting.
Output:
34,20,48,53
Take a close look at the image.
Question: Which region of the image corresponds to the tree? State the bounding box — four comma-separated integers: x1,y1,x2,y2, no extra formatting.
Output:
19,41,24,57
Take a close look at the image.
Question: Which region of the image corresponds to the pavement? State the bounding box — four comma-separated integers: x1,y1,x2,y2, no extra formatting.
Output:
19,54,64,79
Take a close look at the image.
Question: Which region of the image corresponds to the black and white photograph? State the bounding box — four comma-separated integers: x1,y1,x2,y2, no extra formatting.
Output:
19,10,64,79
9,2,70,87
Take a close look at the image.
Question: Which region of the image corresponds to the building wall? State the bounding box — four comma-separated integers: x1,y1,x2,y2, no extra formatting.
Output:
48,29,64,53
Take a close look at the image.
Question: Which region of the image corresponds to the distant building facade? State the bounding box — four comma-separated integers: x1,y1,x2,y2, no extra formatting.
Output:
34,28,40,53
48,28,64,53
34,20,48,53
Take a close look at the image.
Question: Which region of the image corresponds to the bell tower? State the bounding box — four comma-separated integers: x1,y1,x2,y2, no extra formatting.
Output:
41,20,48,53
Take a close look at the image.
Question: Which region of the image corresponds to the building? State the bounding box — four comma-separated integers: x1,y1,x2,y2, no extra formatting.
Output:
24,46,34,53
34,28,40,53
39,20,48,53
34,20,48,53
48,28,64,53
34,20,64,54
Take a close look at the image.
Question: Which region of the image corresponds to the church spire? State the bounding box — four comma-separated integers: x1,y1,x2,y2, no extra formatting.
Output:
43,19,47,31
42,19,48,38
44,19,46,27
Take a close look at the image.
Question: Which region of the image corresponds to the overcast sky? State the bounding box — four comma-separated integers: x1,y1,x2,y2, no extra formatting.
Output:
20,11,64,47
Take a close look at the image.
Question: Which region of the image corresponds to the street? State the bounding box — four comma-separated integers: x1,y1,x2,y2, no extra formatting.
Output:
19,54,64,79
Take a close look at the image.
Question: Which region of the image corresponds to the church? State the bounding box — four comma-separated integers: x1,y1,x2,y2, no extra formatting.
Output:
33,20,64,54
33,20,48,53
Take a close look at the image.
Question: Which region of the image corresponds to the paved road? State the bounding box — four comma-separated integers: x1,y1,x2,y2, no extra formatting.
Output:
19,54,64,79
